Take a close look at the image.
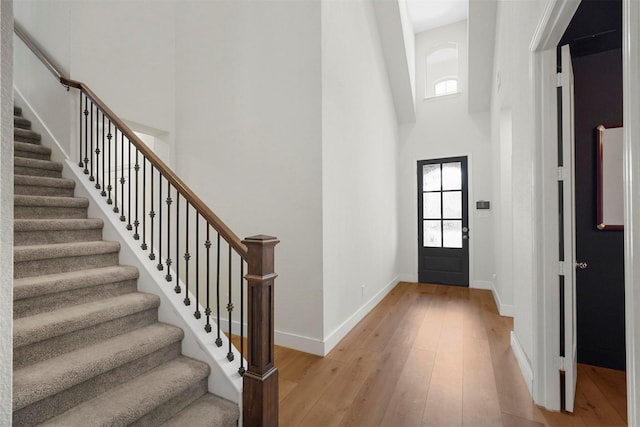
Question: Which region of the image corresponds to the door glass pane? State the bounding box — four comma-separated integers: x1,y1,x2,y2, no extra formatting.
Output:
423,164,441,191
443,220,462,248
442,162,461,190
442,191,462,218
423,193,441,219
423,220,442,247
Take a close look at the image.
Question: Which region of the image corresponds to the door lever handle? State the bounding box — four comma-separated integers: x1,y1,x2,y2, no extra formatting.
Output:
576,262,588,269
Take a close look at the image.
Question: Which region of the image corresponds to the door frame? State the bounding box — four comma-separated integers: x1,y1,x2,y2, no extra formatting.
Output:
531,0,640,422
411,152,475,288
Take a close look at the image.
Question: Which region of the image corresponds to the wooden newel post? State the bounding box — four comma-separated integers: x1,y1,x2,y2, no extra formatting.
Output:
242,235,279,427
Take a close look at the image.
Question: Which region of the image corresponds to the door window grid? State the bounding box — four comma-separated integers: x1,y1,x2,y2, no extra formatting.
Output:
422,162,463,248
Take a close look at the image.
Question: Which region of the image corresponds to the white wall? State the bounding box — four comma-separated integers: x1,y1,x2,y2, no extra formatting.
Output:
174,0,325,352
321,0,400,351
0,1,13,423
399,20,494,289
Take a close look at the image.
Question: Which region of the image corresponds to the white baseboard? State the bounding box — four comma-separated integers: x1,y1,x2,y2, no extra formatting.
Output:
511,331,534,397
471,280,493,290
492,287,514,317
321,276,399,355
399,273,417,283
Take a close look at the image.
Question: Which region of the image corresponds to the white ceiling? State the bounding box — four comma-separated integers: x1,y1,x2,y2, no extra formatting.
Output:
405,0,468,33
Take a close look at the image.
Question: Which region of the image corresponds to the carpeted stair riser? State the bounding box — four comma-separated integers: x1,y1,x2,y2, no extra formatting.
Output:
15,176,76,198
15,115,31,130
15,128,42,144
15,308,158,369
14,195,88,220
40,357,210,427
14,343,183,427
13,266,138,318
14,157,63,178
160,394,240,427
14,277,138,319
14,246,119,279
15,141,51,161
14,219,104,246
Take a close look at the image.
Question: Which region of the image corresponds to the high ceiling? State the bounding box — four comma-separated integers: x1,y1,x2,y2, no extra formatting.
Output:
405,0,468,33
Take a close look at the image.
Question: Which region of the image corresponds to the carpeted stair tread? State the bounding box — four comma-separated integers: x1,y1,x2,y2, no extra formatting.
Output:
160,393,240,427
15,115,31,129
15,175,76,197
14,240,119,264
14,218,104,246
14,218,102,233
13,322,184,412
40,356,210,427
13,292,159,349
14,265,136,301
15,127,42,143
15,141,51,160
14,157,63,178
14,194,88,208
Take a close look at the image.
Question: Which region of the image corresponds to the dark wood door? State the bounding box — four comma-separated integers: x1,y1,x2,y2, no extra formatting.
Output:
417,157,469,286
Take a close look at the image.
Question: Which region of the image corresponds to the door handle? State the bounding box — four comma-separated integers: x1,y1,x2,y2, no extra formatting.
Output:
576,262,588,269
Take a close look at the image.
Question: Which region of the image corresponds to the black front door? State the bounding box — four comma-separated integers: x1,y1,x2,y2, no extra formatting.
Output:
417,157,469,286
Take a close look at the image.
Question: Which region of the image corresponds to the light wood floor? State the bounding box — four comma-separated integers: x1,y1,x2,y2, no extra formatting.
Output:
271,282,627,427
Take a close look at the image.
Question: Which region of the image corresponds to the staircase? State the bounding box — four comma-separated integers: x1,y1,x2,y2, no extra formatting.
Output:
12,106,239,426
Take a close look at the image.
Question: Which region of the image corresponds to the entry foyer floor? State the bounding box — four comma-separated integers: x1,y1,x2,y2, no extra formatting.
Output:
274,282,627,426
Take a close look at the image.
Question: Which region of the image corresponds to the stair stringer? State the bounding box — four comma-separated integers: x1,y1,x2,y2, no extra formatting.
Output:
13,94,245,414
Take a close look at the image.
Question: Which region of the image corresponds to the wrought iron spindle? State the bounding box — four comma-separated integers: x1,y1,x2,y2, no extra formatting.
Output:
101,115,106,197
239,259,245,375
83,96,88,173
205,226,212,333
113,129,119,213
184,201,191,306
133,148,140,239
79,92,84,168
227,245,234,362
149,165,155,260
215,233,222,347
89,101,94,181
157,176,163,270
119,132,125,221
106,122,112,204
94,103,101,190
165,185,172,280
194,213,201,319
127,140,132,230
175,194,181,294
141,158,147,250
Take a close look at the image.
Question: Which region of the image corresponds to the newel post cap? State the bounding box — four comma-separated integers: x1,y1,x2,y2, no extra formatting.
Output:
243,235,280,246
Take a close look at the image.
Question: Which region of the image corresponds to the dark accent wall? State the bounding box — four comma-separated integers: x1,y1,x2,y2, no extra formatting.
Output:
573,48,625,370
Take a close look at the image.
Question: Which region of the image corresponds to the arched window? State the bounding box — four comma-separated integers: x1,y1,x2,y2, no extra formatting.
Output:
426,43,459,98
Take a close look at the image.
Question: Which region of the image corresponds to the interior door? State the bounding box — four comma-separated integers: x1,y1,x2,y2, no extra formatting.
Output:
417,157,469,286
559,44,578,412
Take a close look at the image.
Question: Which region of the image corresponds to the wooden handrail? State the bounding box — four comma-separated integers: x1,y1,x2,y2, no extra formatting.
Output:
62,78,248,258
14,23,247,258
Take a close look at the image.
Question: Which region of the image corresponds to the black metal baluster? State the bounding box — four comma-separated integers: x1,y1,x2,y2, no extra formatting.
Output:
106,122,112,204
127,139,132,230
165,185,172,280
184,202,191,306
175,194,181,294
83,96,88,174
149,165,155,260
94,103,101,190
157,176,163,270
113,129,119,213
227,244,234,362
119,132,125,221
195,213,201,319
133,148,140,239
215,233,222,347
101,115,106,197
79,92,84,168
89,101,94,182
239,259,245,375
141,158,147,250
205,226,212,333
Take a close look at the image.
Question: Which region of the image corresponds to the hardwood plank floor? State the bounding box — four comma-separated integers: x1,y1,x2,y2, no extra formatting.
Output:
273,282,627,427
